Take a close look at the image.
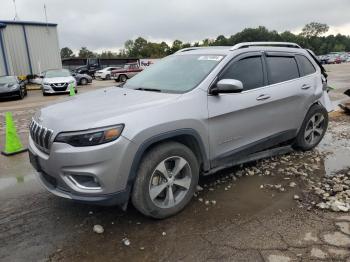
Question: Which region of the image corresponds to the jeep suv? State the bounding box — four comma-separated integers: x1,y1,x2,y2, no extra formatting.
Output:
28,42,332,219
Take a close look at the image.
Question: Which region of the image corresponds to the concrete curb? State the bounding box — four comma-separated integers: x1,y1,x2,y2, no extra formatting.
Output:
26,84,41,91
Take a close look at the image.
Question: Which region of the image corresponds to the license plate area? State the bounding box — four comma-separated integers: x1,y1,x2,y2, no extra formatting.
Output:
29,150,42,172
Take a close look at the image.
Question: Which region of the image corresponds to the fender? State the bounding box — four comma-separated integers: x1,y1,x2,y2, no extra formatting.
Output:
126,128,210,187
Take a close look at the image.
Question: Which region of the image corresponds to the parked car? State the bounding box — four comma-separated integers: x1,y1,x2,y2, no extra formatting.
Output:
29,42,332,219
40,69,77,96
71,71,92,85
111,63,143,82
318,55,329,65
327,56,342,64
0,75,27,99
94,67,121,80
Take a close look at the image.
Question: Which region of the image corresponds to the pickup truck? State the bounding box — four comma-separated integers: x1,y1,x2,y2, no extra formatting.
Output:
111,63,143,82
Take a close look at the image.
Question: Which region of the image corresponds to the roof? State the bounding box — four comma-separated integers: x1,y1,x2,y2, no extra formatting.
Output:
0,20,57,28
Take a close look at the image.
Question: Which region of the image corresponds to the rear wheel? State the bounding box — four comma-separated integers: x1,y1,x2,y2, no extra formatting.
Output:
293,104,328,151
132,142,199,219
80,78,88,85
119,74,127,82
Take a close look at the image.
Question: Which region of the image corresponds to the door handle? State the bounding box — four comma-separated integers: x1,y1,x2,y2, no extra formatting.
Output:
301,84,312,90
256,94,271,101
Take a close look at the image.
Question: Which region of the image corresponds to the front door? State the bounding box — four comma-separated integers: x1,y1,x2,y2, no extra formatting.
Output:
208,52,276,167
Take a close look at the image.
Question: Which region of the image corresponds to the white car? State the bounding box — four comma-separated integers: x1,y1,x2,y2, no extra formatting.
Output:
94,67,120,80
41,69,77,96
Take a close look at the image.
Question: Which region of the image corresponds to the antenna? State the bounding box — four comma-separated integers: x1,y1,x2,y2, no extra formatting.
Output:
13,0,19,21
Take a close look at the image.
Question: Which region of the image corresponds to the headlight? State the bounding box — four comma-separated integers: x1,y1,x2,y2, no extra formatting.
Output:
54,125,124,147
8,84,18,89
43,82,50,85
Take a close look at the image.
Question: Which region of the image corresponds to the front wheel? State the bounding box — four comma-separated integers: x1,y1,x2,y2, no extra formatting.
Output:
132,142,199,219
293,104,328,151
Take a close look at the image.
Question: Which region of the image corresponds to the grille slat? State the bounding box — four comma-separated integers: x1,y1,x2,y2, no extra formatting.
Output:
29,119,53,152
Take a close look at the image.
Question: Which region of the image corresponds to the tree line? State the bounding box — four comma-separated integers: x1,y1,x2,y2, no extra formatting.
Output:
60,22,350,59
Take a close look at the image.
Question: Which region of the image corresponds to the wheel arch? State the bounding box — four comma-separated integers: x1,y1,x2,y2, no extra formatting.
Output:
127,129,210,187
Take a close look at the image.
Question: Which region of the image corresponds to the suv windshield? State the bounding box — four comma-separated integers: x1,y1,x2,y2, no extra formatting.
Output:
45,69,71,78
124,54,224,93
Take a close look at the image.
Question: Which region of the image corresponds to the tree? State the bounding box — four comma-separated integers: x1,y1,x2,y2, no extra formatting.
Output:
78,47,95,58
60,47,74,58
301,22,329,38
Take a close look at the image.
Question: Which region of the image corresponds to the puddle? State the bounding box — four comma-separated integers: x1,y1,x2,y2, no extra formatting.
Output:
318,121,350,176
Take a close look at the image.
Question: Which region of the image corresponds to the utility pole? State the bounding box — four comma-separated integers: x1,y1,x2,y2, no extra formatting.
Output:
44,3,49,33
13,0,19,21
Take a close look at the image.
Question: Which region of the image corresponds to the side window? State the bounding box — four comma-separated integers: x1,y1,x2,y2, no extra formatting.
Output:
221,56,264,91
296,55,316,77
266,56,299,84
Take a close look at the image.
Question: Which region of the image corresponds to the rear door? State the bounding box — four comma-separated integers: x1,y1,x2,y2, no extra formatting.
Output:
264,53,316,133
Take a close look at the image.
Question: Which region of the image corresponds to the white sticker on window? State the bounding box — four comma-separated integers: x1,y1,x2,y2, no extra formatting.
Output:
198,56,223,61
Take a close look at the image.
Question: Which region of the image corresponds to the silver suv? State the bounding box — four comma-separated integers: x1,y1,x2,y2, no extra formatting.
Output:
29,42,332,219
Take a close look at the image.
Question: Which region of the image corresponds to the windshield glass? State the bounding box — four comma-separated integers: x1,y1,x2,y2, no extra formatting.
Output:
45,69,71,78
0,76,17,84
124,54,224,93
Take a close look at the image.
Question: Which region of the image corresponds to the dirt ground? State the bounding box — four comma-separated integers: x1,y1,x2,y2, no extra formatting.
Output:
0,65,350,262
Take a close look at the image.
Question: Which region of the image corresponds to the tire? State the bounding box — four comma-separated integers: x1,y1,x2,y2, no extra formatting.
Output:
293,104,328,151
132,142,199,219
119,74,128,82
18,89,24,99
105,74,111,80
80,78,88,85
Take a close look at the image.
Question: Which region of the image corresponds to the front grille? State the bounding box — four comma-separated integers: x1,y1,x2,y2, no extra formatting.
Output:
50,83,68,91
29,119,53,151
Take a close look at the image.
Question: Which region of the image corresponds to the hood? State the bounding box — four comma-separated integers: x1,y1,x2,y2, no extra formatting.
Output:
43,76,75,84
36,87,181,133
0,83,18,91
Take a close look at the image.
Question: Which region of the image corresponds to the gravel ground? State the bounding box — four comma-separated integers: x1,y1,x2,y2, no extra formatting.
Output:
0,66,350,262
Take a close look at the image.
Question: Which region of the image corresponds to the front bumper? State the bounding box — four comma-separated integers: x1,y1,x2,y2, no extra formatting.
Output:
28,134,137,205
0,90,19,98
42,84,76,94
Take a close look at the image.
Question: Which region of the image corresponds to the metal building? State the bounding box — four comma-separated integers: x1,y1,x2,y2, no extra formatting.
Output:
0,20,62,76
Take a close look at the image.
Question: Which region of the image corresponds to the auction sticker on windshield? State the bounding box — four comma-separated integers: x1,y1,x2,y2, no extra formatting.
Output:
198,55,223,61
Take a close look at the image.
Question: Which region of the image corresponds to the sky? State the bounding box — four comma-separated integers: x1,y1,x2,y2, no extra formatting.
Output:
1,0,350,53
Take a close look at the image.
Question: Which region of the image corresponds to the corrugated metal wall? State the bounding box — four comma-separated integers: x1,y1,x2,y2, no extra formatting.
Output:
0,29,6,76
1,23,61,76
25,25,62,74
0,28,14,76
2,24,30,75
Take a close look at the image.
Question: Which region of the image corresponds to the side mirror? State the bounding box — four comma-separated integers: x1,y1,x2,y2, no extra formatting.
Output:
210,79,243,95
39,75,44,79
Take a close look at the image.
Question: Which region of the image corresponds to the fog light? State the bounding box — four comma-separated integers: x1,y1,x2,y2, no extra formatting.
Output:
64,174,102,192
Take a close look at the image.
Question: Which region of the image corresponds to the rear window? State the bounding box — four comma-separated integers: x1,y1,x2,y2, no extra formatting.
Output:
266,56,299,85
296,55,316,77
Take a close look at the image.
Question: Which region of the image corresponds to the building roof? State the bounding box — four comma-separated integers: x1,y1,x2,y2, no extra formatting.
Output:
0,20,57,28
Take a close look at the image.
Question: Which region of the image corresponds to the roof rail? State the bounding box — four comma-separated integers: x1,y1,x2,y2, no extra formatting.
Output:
175,46,231,53
230,42,301,51
175,47,204,53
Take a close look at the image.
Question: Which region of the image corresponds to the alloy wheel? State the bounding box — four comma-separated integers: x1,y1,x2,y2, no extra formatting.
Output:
304,113,326,146
148,156,192,209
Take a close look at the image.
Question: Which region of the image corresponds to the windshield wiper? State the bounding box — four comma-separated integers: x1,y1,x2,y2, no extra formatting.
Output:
134,87,162,92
